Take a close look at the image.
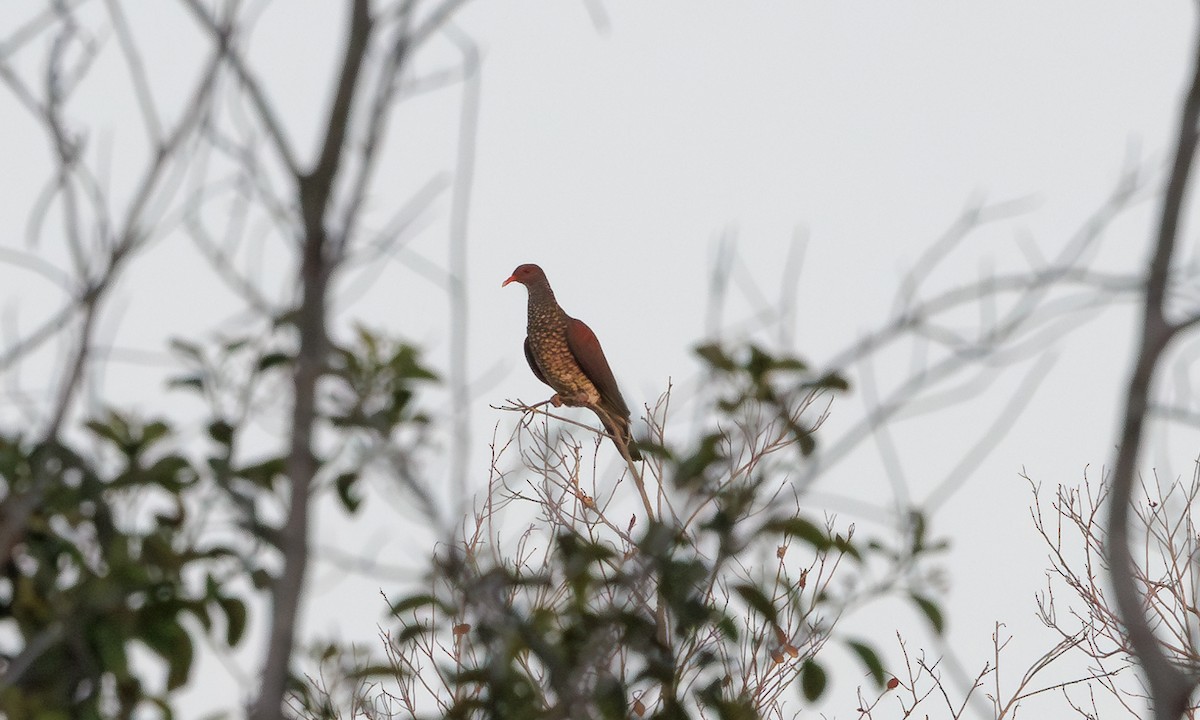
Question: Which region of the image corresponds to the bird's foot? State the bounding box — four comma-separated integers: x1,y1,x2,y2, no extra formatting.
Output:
550,392,590,408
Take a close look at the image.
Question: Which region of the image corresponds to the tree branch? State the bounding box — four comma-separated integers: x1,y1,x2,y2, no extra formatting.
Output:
1106,14,1200,720
444,22,481,514
251,1,374,718
179,0,301,176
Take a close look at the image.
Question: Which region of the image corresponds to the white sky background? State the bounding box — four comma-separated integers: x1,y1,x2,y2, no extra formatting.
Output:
2,1,1199,717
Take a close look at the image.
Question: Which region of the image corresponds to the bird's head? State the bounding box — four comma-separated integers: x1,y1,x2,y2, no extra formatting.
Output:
501,263,547,288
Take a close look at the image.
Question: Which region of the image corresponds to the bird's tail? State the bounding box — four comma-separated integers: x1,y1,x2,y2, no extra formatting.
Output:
598,410,642,461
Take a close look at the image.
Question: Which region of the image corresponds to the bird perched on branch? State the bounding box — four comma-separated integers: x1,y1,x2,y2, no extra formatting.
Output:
503,263,642,461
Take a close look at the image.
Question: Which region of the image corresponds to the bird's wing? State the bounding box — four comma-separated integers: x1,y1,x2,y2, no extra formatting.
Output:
523,336,551,387
566,318,631,418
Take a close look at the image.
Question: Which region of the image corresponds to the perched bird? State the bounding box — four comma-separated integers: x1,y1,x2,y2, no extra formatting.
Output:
503,263,642,461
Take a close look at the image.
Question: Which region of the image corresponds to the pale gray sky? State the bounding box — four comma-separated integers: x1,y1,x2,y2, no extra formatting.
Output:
1,2,1196,716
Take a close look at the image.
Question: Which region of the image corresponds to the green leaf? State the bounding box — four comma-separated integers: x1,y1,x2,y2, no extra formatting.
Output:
145,455,195,491
318,642,339,661
140,618,193,690
250,568,273,590
169,338,204,360
846,639,886,687
153,498,186,529
235,457,286,489
208,420,234,446
762,516,831,550
273,308,301,329
141,420,171,446
631,440,672,460
796,432,816,456
910,510,928,552
746,344,774,380
774,356,809,372
93,621,131,679
197,546,240,562
347,664,399,680
218,597,247,646
715,615,740,642
165,630,193,690
394,622,430,643
911,593,945,635
256,352,291,372
815,372,850,391
167,374,204,392
832,533,863,561
222,336,249,353
390,593,444,615
800,659,827,701
85,415,126,447
733,583,777,623
673,432,726,488
187,599,213,632
694,342,736,371
778,415,818,457
335,472,362,513
392,347,439,381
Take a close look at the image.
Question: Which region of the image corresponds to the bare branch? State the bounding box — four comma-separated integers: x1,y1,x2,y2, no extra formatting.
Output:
252,1,376,717
1106,15,1200,720
179,0,301,176
444,21,481,515
104,0,163,142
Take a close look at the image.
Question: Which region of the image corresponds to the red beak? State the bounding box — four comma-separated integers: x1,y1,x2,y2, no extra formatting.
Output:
501,275,518,287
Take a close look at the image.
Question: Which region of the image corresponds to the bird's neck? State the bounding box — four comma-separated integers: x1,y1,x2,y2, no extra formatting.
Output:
525,283,563,327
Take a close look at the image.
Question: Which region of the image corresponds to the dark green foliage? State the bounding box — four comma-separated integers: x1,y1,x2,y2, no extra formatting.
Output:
0,325,439,718
799,659,826,702
732,584,778,625
845,639,886,688
328,325,439,434
386,498,858,718
0,416,246,719
672,433,727,489
334,471,363,513
693,342,849,458
761,517,832,552
364,340,954,718
910,594,946,636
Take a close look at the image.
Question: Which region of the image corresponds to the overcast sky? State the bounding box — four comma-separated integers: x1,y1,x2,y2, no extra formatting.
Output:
2,2,1198,716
